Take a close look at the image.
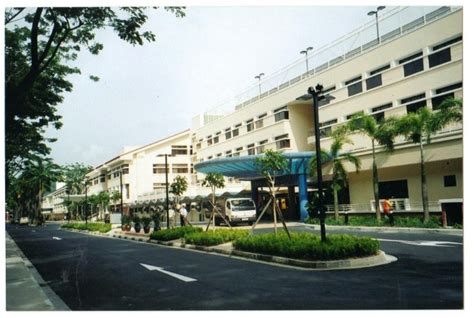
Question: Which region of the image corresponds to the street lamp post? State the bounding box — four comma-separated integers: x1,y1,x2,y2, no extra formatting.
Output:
300,46,313,73
307,84,335,243
84,178,89,225
158,153,175,229
119,168,123,217
255,72,265,95
368,6,386,43
66,187,70,223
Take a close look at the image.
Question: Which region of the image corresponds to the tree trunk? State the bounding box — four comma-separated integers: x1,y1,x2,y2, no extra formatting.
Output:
271,180,277,235
333,179,339,219
371,139,381,222
420,142,430,223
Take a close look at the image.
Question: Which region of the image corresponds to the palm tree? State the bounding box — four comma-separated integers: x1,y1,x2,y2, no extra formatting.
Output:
110,190,121,212
97,191,110,220
21,156,63,224
63,163,92,195
395,97,462,223
310,131,361,219
347,114,397,222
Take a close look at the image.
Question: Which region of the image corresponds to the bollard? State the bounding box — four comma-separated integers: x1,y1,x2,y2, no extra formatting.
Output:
441,209,448,228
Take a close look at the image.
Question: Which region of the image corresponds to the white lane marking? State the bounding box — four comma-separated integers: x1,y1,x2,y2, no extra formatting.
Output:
140,263,197,282
378,238,462,247
52,237,62,240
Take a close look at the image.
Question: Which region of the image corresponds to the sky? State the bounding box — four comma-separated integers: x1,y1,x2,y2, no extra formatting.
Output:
2,2,459,168
37,4,386,167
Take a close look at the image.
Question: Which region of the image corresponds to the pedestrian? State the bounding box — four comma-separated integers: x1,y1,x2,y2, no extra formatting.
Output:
179,203,188,227
383,198,394,226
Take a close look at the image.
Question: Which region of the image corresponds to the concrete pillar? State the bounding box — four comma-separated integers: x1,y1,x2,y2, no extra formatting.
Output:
298,173,309,222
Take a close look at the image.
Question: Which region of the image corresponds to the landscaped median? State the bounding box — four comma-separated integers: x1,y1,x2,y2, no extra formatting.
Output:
145,227,395,270
61,222,112,233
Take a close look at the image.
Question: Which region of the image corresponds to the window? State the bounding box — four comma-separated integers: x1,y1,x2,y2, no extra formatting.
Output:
125,184,130,199
107,174,111,180
247,143,255,155
232,124,241,137
401,93,426,105
207,135,212,146
366,74,382,90
225,150,232,158
372,112,384,123
196,143,201,150
153,183,166,191
399,52,424,77
207,156,213,160
121,164,129,174
319,86,336,107
372,103,392,113
435,82,462,95
246,119,254,132
378,180,409,198
444,175,456,187
346,111,364,121
428,48,451,68
234,147,243,157
257,140,267,154
401,93,426,113
94,179,99,185
171,145,187,155
433,36,462,51
100,175,106,183
406,100,426,113
432,82,462,111
225,128,231,140
213,135,219,144
369,64,390,76
274,106,289,122
321,86,336,94
255,113,266,129
216,153,222,158
172,164,188,174
275,134,290,149
345,76,362,96
153,164,167,174
319,119,337,138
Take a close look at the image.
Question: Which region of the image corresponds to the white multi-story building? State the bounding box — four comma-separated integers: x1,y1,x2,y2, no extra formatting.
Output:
192,6,463,222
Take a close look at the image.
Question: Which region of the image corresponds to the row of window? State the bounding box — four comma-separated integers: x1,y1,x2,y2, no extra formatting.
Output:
198,106,290,150
203,134,291,161
90,164,129,185
171,145,191,156
318,81,462,138
152,164,194,174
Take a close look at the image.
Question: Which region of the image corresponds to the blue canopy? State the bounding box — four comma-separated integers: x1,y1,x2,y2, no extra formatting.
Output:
194,152,315,179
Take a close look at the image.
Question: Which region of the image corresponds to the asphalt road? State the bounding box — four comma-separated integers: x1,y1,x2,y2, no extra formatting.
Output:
6,223,463,310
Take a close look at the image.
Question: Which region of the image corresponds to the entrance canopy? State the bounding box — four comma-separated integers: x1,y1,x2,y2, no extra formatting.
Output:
194,152,315,179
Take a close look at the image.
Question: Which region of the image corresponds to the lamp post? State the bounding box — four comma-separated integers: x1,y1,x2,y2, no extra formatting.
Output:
300,46,313,73
307,84,335,243
84,178,89,225
119,167,123,217
66,187,70,223
158,153,175,229
255,72,265,95
368,6,385,43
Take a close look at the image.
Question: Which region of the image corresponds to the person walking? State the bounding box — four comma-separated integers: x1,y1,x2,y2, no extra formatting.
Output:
179,203,188,227
383,198,394,226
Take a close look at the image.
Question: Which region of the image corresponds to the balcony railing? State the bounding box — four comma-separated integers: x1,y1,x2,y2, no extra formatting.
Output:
201,6,460,124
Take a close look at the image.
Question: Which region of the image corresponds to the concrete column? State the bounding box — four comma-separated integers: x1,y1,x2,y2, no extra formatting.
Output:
298,173,309,222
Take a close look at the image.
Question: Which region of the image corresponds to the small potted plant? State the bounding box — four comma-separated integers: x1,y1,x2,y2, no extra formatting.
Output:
142,216,152,234
121,215,131,232
133,215,142,233
152,212,161,231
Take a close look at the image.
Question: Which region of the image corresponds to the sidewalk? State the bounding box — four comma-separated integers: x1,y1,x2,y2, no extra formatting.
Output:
6,232,69,311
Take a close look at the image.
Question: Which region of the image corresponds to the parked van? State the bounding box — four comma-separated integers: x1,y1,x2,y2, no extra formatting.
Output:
214,198,257,226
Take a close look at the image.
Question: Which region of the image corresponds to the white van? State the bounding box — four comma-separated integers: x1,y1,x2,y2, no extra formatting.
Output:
215,198,257,226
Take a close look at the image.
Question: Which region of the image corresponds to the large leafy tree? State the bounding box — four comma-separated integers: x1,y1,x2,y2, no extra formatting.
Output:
63,162,92,194
347,114,397,221
395,98,462,223
310,130,360,219
5,7,186,202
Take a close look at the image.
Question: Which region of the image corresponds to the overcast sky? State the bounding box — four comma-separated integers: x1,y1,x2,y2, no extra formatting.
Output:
7,3,446,167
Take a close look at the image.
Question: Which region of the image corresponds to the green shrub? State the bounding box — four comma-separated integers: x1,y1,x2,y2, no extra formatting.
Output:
306,215,442,228
150,226,202,241
61,222,111,233
184,229,249,246
234,232,379,261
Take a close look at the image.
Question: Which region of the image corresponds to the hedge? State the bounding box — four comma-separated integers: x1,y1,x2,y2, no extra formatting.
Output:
233,232,379,261
150,226,202,241
306,215,443,228
61,223,111,233
184,229,249,246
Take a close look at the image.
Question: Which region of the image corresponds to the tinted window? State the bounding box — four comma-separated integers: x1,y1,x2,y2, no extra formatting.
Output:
403,59,424,77
432,93,454,111
428,48,451,68
347,81,362,96
379,180,409,198
406,100,426,113
366,74,382,90
444,175,456,187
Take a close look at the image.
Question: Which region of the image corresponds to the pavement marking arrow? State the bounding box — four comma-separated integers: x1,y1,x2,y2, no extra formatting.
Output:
378,238,462,247
52,237,62,241
140,263,197,282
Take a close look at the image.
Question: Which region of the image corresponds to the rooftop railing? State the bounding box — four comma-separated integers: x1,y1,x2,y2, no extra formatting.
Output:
201,6,461,125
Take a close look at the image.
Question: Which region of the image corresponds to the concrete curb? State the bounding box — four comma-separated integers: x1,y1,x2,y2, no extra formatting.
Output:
302,223,463,235
113,233,396,270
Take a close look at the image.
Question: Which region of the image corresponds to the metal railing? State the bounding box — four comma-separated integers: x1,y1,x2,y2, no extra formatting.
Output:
325,199,442,213
201,6,460,123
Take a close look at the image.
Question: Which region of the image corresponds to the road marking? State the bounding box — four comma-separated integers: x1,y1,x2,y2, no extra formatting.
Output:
378,238,462,247
52,237,62,241
140,263,197,282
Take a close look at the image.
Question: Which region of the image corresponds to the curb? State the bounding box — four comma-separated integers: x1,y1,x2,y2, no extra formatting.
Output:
302,223,463,235
112,233,396,270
